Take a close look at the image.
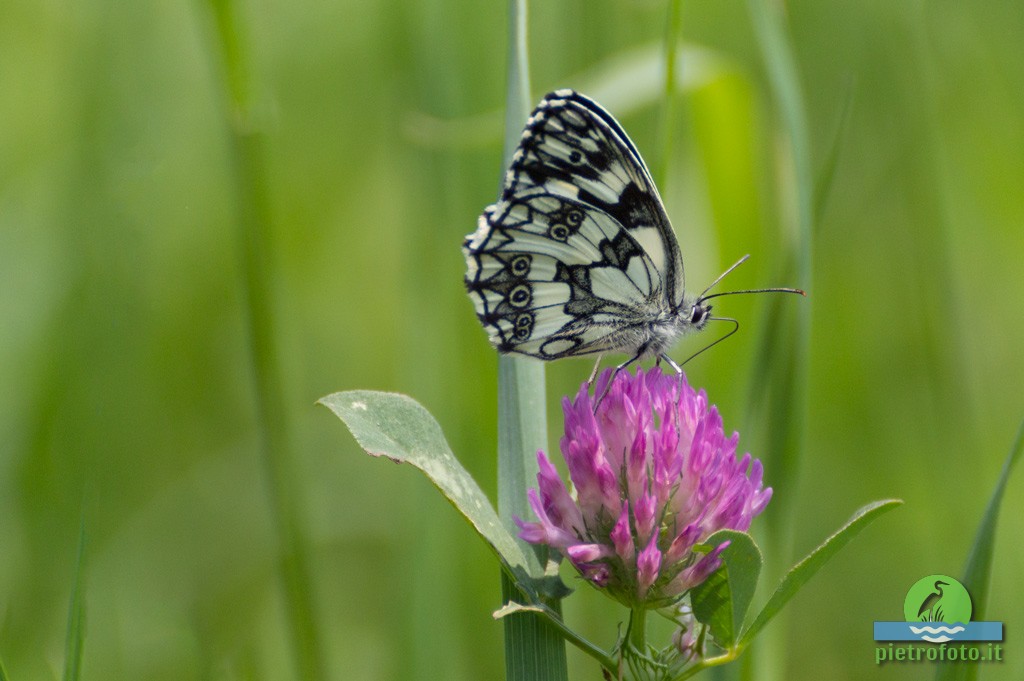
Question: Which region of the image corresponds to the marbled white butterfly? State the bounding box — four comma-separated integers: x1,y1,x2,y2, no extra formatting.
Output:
463,89,802,373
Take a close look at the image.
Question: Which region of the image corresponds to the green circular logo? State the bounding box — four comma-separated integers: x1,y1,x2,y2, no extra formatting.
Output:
903,575,972,623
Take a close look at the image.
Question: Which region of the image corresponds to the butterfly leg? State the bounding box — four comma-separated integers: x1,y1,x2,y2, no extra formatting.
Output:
659,353,684,375
586,354,604,386
659,353,686,403
592,350,645,411
659,354,686,430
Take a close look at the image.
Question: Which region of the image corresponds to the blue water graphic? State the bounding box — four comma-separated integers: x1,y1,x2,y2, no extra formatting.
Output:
874,621,1003,642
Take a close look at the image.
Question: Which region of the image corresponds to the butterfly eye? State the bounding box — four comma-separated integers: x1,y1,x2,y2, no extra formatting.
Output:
549,224,570,241
568,150,583,164
566,210,584,227
508,284,532,308
690,304,711,325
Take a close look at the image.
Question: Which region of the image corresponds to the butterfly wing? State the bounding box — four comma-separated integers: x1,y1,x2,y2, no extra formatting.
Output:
463,89,686,360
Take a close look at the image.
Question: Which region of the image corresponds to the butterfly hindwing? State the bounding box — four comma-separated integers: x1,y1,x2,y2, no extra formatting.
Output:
465,194,664,358
464,89,686,360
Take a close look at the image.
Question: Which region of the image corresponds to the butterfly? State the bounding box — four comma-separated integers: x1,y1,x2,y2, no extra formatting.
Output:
463,89,802,374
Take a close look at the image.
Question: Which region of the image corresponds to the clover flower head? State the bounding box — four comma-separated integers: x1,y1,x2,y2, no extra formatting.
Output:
516,367,771,607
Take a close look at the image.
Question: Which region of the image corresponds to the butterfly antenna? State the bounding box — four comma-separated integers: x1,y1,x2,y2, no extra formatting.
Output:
695,254,806,304
699,287,806,303
695,255,751,301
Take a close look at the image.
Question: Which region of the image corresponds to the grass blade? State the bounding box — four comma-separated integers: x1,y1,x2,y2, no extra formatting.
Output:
934,418,1024,681
202,1,325,678
743,5,816,677
960,418,1024,616
62,521,87,681
655,0,684,189
745,0,814,522
813,76,856,228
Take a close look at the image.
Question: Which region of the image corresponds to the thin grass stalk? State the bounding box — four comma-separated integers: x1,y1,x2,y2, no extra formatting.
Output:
745,1,815,679
904,0,974,426
62,521,87,681
656,0,684,189
497,1,568,679
747,0,813,527
203,2,325,678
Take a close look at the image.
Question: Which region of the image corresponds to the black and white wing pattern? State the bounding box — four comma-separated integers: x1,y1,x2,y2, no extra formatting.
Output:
463,89,692,361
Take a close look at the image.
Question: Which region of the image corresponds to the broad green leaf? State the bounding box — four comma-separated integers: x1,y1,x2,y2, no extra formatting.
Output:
319,390,550,594
935,418,1024,681
740,499,902,646
690,531,762,649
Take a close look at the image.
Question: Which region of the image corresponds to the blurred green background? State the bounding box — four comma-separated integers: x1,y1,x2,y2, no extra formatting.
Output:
2,0,1022,679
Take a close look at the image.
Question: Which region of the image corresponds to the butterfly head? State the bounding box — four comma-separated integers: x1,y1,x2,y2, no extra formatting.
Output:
667,256,804,365
688,301,712,330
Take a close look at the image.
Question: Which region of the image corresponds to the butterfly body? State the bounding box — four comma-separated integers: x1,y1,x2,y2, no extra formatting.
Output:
464,90,721,364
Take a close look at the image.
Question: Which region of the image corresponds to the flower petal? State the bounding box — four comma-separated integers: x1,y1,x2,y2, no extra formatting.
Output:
610,501,635,563
636,532,663,599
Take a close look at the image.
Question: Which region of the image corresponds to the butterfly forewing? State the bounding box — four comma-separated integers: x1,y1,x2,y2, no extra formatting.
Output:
464,89,687,360
510,91,685,301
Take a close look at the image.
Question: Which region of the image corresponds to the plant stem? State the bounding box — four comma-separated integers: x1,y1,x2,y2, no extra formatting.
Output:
203,1,324,678
496,2,568,680
628,605,648,652
497,0,539,545
671,647,741,681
